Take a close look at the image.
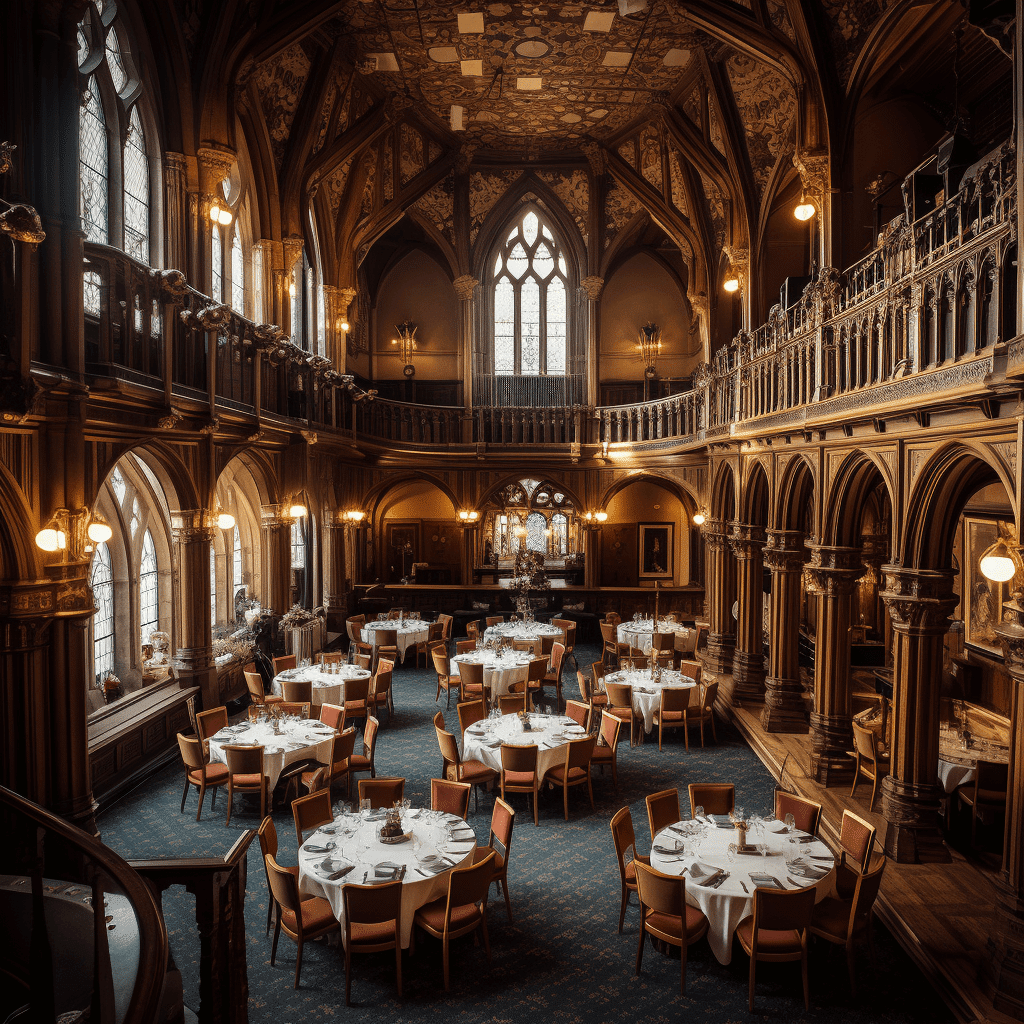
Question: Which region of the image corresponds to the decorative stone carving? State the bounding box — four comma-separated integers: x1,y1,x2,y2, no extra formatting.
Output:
580,276,604,301
453,275,478,302
158,269,189,303
0,204,45,246
158,409,183,430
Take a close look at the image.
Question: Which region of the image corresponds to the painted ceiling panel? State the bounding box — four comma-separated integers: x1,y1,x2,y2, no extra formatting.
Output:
253,42,310,171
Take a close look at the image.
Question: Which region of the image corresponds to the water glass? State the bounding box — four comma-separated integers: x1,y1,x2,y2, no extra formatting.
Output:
784,812,796,831
694,804,705,821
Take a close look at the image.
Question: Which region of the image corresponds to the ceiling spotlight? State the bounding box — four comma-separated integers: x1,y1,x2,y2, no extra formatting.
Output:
450,105,466,131
794,196,816,221
723,276,739,293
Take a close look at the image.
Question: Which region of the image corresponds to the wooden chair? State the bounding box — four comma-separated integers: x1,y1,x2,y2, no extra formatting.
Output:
387,607,405,619
245,668,283,707
634,861,710,995
343,676,371,730
546,735,596,820
610,805,649,932
552,618,578,672
258,816,296,934
653,687,692,751
177,732,228,820
346,620,364,657
497,693,526,715
196,706,228,747
319,703,345,731
465,620,481,642
587,663,610,712
358,776,405,809
292,788,333,846
222,744,268,825
620,655,647,670
457,699,486,734
500,743,541,826
272,654,297,674
604,681,637,746
525,656,548,703
412,850,496,991
457,659,486,703
432,646,458,708
318,651,344,666
645,788,680,844
351,642,374,671
371,628,399,671
416,621,445,668
475,798,516,921
601,621,627,668
849,720,890,812
302,767,330,794
433,711,498,809
687,782,734,818
683,681,719,747
512,638,540,656
370,658,395,722
265,853,339,989
281,679,313,704
590,711,622,790
541,641,566,705
485,615,505,627
736,883,817,1011
774,790,823,835
455,639,477,654
437,612,454,645
651,630,675,657
957,759,1009,846
564,699,589,730
277,702,311,718
431,778,472,819
677,658,703,684
348,716,379,796
809,854,886,995
341,881,403,1005
302,726,356,796
834,809,878,899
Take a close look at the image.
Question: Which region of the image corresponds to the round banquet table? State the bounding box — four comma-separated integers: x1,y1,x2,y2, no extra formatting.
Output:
482,621,562,645
272,664,371,707
452,650,533,701
462,712,588,779
361,619,431,662
297,807,477,948
649,817,836,964
616,619,695,655
601,667,699,734
207,718,335,790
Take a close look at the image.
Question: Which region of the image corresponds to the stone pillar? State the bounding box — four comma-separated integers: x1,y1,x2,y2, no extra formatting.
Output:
196,147,235,296
454,275,478,413
163,152,188,273
982,596,1024,1015
703,518,736,675
580,276,604,407
806,545,864,784
260,506,292,616
170,510,218,710
761,530,809,733
459,522,479,586
878,566,957,863
729,522,766,702
321,512,348,632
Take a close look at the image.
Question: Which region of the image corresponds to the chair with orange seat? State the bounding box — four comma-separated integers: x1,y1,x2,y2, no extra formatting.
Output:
774,790,822,835
348,716,379,796
475,798,516,921
524,656,548,704
341,880,403,1005
265,853,339,989
319,703,345,731
600,621,628,669
196,706,228,748
500,743,541,826
432,645,459,708
604,681,637,746
222,744,268,825
301,726,356,796
272,654,297,675
277,702,311,718
358,776,405,809
433,710,498,810
370,658,395,722
412,850,496,991
245,667,284,707
634,861,710,995
834,809,878,899
564,699,590,731
645,788,680,845
457,658,486,704
485,615,505,627
343,676,371,730
687,782,734,818
430,778,472,819
319,651,346,666
177,732,228,820
540,641,567,706
465,620,481,643
416,621,445,668
683,681,719,747
546,735,596,820
457,699,486,734
371,628,400,671
497,693,526,715
653,687,692,750
455,639,477,654
736,882,817,1011
350,642,374,671
258,816,296,934
292,788,333,846
590,711,622,790
610,805,649,932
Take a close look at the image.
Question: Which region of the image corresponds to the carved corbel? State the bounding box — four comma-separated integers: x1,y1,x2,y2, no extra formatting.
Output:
0,204,45,247
199,416,220,435
158,408,183,430
453,275,478,302
580,276,604,301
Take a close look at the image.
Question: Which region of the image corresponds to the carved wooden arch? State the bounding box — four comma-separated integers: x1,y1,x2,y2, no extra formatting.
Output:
902,440,1014,570
710,459,738,521
384,210,461,284
477,474,585,514
0,460,40,581
820,449,895,548
215,446,282,507
774,453,817,534
94,440,201,513
598,472,698,516
235,93,284,242
739,459,770,527
599,209,663,279
362,472,462,527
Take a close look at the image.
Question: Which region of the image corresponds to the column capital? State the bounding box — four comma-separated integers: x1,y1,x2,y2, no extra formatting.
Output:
453,275,479,302
260,504,294,529
879,565,958,633
805,544,864,595
170,509,216,544
763,529,806,572
728,522,765,559
580,275,604,301
701,517,731,552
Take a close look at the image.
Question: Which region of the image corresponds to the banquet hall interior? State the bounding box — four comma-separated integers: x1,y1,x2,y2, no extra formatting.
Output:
2,0,1024,1021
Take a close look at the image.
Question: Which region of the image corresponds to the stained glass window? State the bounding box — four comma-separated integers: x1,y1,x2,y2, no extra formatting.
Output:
80,77,108,244
105,27,127,93
290,265,302,341
140,529,158,643
291,520,305,569
252,246,264,322
123,107,149,262
211,227,223,302
110,467,126,505
91,542,114,679
232,526,242,596
78,27,90,66
210,543,217,625
231,227,244,313
551,512,568,555
490,207,569,376
526,512,547,554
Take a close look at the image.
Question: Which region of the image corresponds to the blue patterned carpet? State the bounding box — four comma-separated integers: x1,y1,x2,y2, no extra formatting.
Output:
98,643,952,1022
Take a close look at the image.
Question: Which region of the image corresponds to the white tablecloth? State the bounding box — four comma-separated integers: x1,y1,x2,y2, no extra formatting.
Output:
361,620,431,662
649,818,835,964
272,664,372,707
208,719,335,790
938,758,975,794
602,668,698,734
483,621,561,645
617,619,694,655
297,808,476,948
462,713,587,780
452,650,533,700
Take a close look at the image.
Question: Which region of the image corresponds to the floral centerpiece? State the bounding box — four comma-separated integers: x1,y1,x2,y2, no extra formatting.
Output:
280,604,326,664
508,548,550,619
212,634,255,664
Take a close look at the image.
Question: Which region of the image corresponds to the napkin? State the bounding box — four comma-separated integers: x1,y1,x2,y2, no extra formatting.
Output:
652,838,684,855
304,843,332,854
787,859,829,880
374,861,403,881
709,814,734,828
748,872,787,890
687,861,718,880
319,859,353,881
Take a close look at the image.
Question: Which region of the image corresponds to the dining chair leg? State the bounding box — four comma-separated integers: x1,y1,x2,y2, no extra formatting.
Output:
181,777,190,814
395,937,402,998
618,886,629,932
850,756,861,797
869,773,880,813
294,935,303,989
680,938,687,996
197,782,209,821
532,789,538,827
587,776,594,811
266,893,273,935
635,911,646,973
271,918,281,965
801,944,810,1009
563,782,569,821
443,937,451,991
345,945,352,1005
479,912,491,959
748,953,757,1011
225,785,233,827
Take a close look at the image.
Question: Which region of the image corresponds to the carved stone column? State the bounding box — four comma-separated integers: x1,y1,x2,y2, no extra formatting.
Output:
454,275,478,416
729,523,766,703
879,566,957,863
170,510,218,709
260,505,292,616
761,530,809,733
580,276,604,407
163,152,188,273
320,512,348,632
806,545,864,784
703,518,736,675
196,147,235,295
982,597,1024,1015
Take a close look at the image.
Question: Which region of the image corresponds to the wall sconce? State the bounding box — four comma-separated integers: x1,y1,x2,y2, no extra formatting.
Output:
342,509,366,524
36,507,112,559
215,510,236,530
723,274,740,293
287,501,307,520
636,322,662,380
457,509,480,523
980,534,1021,583
392,320,418,377
692,509,707,526
334,317,350,333
793,193,816,221
583,510,608,524
208,203,233,226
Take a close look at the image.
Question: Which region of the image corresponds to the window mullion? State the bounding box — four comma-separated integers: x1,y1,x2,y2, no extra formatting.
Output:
514,280,522,375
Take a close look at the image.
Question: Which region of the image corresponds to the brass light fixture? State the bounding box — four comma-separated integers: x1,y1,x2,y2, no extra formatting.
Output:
36,507,113,560
692,509,707,526
794,193,816,221
979,535,1020,583
458,509,480,522
636,322,662,380
392,320,417,377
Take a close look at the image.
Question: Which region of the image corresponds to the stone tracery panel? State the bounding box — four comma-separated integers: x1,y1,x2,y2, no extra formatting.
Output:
253,42,311,171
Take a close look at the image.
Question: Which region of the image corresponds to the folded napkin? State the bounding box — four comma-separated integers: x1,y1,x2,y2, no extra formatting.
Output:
652,839,683,855
787,859,828,880
748,872,787,890
374,861,404,881
709,814,734,828
687,861,718,881
304,843,332,854
319,858,353,881
365,810,388,822
483,739,502,748
451,826,475,837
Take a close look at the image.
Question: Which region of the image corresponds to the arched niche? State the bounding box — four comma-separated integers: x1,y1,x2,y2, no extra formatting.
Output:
375,478,459,584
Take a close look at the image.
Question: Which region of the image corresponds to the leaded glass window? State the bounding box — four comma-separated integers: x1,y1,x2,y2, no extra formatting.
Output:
231,228,244,313
110,467,126,505
211,227,223,302
551,512,568,555
291,520,305,569
232,526,242,596
123,107,149,262
80,77,108,244
105,26,127,93
140,529,158,643
253,246,264,322
83,270,102,316
130,497,140,537
210,543,217,625
490,208,569,376
91,542,114,679
526,512,547,554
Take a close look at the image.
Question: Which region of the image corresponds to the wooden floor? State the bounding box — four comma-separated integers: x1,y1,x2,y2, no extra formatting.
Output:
723,699,1017,1024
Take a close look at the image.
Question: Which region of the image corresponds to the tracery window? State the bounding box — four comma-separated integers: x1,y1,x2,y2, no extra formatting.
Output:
525,512,547,554
139,529,158,643
123,107,149,262
231,228,245,313
79,77,108,245
210,544,217,625
491,208,568,376
211,227,223,303
91,542,114,680
291,520,306,569
232,526,243,600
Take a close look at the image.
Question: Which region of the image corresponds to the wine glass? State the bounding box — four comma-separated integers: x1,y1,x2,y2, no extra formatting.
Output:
784,812,796,832
694,804,705,822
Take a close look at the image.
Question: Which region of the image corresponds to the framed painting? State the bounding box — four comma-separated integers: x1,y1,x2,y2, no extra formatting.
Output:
638,522,673,580
963,515,1015,658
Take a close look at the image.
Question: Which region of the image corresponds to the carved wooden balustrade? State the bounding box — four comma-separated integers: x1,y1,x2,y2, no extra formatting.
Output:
600,390,699,444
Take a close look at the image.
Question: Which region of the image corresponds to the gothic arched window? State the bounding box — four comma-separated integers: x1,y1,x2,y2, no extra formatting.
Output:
140,529,158,642
123,107,150,262
491,208,568,376
91,542,114,680
79,77,108,245
231,228,245,313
